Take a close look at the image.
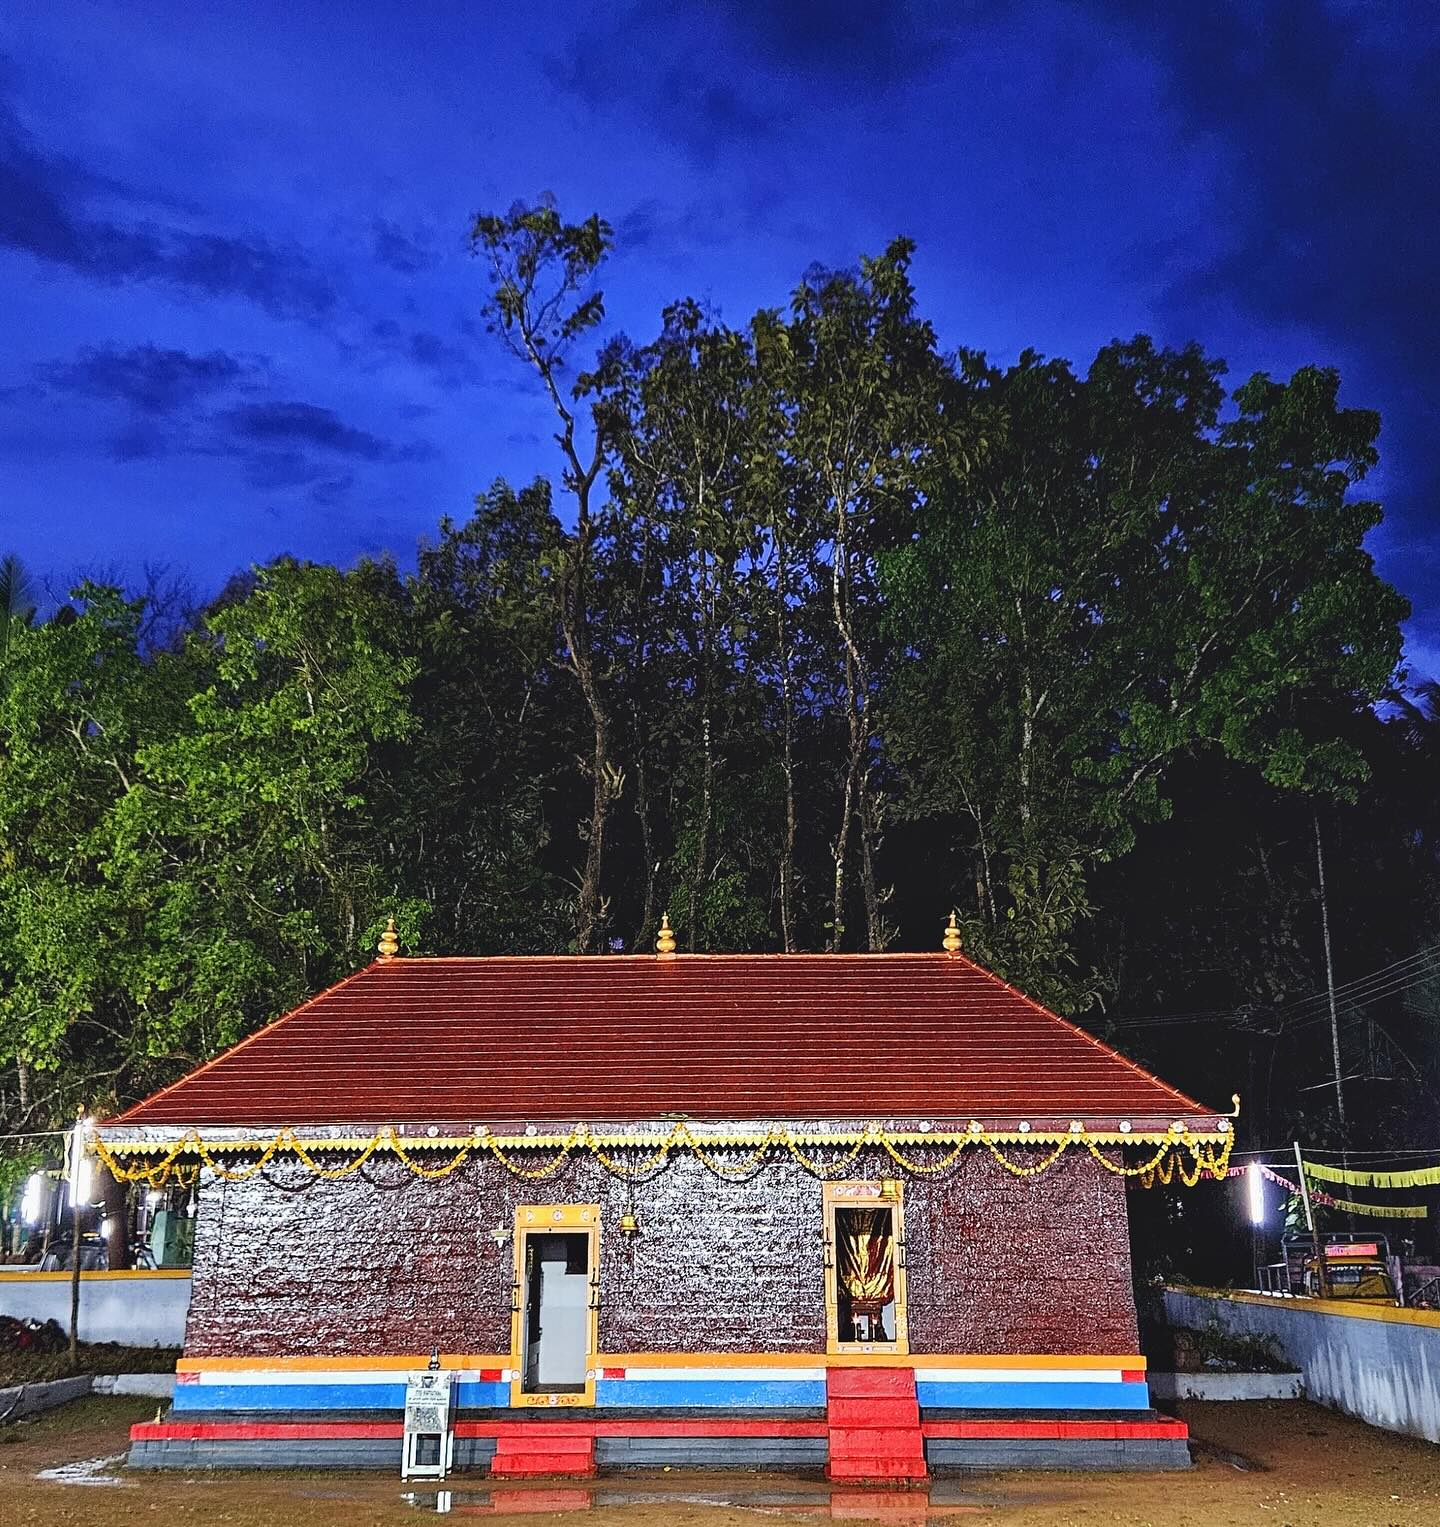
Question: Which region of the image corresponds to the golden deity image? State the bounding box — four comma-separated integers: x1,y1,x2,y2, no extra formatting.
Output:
839,1209,895,1304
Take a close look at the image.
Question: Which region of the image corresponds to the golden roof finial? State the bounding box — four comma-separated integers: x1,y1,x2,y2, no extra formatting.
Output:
656,912,676,958
377,916,400,961
942,911,962,955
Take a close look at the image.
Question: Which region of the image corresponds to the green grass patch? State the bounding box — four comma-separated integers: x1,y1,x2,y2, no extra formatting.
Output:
0,1342,179,1388
0,1391,157,1444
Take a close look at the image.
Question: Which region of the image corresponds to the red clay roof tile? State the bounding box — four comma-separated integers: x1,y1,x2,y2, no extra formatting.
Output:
106,953,1220,1127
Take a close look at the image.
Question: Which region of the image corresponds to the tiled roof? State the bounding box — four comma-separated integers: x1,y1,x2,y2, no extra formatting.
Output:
106,954,1219,1128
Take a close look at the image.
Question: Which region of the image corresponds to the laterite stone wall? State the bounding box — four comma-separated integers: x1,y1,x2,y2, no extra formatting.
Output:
904,1151,1139,1355
183,1147,1138,1358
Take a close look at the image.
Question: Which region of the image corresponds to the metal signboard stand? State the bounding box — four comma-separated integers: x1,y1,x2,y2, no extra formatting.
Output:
401,1369,455,1480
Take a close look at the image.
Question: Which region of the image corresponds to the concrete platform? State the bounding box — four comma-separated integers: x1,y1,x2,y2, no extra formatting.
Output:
1148,1370,1303,1402
0,1375,93,1422
127,1407,1193,1474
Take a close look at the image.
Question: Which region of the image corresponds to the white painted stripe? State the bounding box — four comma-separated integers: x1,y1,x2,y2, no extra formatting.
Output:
191,1369,491,1386
616,1366,827,1385
190,1363,1124,1387
917,1368,1125,1385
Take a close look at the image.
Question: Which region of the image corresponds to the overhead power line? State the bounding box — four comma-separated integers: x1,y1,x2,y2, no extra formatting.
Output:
1272,945,1440,1022
1113,942,1440,1032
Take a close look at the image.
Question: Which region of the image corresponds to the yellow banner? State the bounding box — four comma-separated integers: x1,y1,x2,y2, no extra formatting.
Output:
1323,1196,1427,1219
1302,1159,1440,1190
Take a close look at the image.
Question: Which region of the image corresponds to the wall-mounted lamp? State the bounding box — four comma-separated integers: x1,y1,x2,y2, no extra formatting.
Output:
489,1223,511,1247
619,1210,640,1237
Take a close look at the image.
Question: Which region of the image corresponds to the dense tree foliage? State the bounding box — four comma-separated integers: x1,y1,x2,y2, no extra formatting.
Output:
1,206,1430,1179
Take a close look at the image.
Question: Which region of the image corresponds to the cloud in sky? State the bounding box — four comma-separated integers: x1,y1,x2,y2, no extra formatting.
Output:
10,337,434,502
36,344,262,414
717,0,957,85
0,88,338,319
211,397,436,497
371,218,436,276
543,8,785,164
222,399,432,463
224,400,393,459
549,0,956,145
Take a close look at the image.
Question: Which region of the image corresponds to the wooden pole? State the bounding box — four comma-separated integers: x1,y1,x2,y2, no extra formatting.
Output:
1313,810,1348,1144
1293,1141,1317,1235
68,1109,84,1367
97,1162,132,1270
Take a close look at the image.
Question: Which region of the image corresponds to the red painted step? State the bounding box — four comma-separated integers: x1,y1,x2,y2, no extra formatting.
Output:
827,1397,920,1429
132,1422,404,1442
830,1426,929,1455
826,1366,920,1399
489,1425,597,1479
829,1454,930,1483
825,1367,927,1485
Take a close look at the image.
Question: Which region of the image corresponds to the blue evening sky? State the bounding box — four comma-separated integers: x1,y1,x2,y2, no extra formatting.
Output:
2,3,1437,676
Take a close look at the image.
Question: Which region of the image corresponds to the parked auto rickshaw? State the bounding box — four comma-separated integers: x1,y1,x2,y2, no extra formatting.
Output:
1281,1232,1401,1305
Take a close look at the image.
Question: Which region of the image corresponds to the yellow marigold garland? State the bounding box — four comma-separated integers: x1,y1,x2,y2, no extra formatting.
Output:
483,1137,574,1181
92,1114,1235,1188
880,1136,971,1175
783,1127,872,1178
983,1136,1073,1178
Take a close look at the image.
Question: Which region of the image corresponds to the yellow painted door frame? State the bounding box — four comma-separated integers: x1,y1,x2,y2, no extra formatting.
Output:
822,1180,909,1356
509,1202,600,1408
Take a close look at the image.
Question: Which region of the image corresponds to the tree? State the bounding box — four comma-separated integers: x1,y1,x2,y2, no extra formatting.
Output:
470,201,620,952
883,341,1407,1008
785,243,952,950
0,586,177,1130
400,481,581,955
602,300,773,950
0,553,38,670
108,559,417,1060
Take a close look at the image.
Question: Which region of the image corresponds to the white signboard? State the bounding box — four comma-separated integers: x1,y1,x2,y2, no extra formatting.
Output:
402,1370,454,1480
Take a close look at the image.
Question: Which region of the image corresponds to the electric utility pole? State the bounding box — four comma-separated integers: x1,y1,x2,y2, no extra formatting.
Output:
68,1107,84,1366
1313,810,1348,1145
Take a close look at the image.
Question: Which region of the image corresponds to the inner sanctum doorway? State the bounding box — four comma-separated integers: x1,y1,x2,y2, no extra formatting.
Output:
521,1232,590,1391
823,1181,909,1354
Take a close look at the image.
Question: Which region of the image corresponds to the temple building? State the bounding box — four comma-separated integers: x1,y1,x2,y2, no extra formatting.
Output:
97,919,1233,1478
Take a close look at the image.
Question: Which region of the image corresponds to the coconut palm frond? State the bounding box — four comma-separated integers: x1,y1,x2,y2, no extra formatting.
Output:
1398,678,1440,754
0,552,37,624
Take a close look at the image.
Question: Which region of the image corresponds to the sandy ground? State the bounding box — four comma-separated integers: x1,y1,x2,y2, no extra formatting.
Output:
2,1396,1438,1527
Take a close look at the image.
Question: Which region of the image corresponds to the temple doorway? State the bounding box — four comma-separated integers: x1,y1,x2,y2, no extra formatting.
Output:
823,1181,909,1353
834,1205,897,1341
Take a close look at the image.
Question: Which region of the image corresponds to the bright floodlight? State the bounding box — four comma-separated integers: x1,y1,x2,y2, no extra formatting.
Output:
1246,1161,1265,1225
21,1172,44,1225
67,1116,92,1208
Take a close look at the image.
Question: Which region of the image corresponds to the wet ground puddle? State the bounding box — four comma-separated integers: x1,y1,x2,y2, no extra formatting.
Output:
401,1481,1027,1519
35,1453,133,1487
